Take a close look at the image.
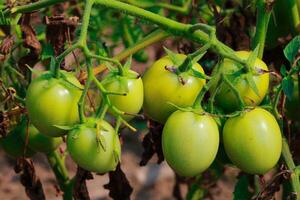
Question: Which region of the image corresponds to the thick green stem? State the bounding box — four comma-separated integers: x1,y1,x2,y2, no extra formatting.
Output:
78,0,95,46
94,0,245,65
47,151,73,200
287,0,300,33
282,138,300,199
251,0,272,59
120,0,192,14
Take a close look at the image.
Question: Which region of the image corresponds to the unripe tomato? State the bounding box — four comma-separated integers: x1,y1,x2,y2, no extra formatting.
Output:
0,125,36,158
143,54,206,123
162,110,219,177
103,70,144,121
223,108,282,174
285,80,300,121
67,118,121,173
213,51,269,112
26,71,82,137
19,121,63,153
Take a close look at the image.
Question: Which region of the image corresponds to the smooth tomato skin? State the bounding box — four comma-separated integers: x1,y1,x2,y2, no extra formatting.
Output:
223,108,282,174
103,72,144,121
162,110,219,177
0,126,36,158
143,54,206,123
67,119,121,173
20,123,63,153
26,71,82,137
214,51,269,112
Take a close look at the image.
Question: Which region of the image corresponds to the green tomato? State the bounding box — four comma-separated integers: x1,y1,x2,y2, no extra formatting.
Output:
162,110,219,177
67,118,121,173
103,70,144,121
143,54,206,123
285,80,300,121
223,107,282,174
0,125,36,158
213,51,269,112
26,71,82,137
19,121,63,153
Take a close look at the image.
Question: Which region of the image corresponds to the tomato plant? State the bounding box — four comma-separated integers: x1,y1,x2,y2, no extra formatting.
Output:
67,118,121,173
143,54,206,123
213,51,269,112
223,108,282,174
162,110,219,177
1,0,300,199
26,71,82,137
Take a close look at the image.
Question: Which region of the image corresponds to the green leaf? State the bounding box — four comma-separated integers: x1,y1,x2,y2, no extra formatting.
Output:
96,122,107,152
119,77,129,93
123,55,132,70
190,68,207,80
246,73,260,97
282,77,294,100
98,133,107,152
60,72,84,90
247,45,259,69
233,175,252,200
163,46,182,66
0,10,10,25
41,43,55,60
113,149,120,163
191,51,207,64
284,35,300,64
280,65,287,77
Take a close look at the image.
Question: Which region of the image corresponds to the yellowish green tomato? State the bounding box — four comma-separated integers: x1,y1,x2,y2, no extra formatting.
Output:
143,54,206,123
67,118,121,173
214,51,269,112
26,71,82,137
162,110,219,177
103,71,144,121
223,107,282,174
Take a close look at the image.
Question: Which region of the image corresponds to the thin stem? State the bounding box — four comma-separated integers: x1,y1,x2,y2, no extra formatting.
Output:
251,0,272,59
8,0,67,14
120,0,192,14
193,74,220,109
222,74,245,109
77,0,95,46
78,58,93,123
282,138,300,199
47,151,72,200
54,44,78,77
94,0,246,66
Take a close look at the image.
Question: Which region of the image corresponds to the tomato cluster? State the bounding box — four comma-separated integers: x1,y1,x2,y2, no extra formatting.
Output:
143,51,282,176
4,50,282,177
